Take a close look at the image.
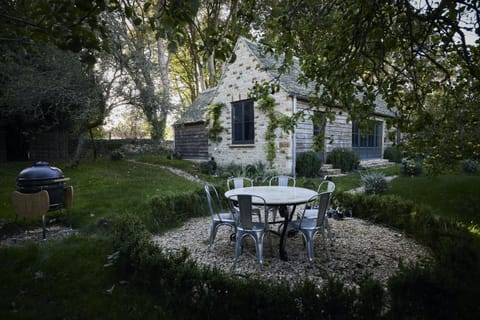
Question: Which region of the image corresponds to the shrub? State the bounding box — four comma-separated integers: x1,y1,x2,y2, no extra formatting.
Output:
217,161,243,178
110,213,154,275
327,148,359,172
245,161,271,183
383,146,403,163
362,172,388,195
296,151,322,177
462,159,478,174
148,187,208,233
199,159,217,175
110,150,125,160
401,159,423,176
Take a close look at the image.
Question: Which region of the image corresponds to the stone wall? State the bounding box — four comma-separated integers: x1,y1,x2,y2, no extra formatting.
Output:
208,39,294,174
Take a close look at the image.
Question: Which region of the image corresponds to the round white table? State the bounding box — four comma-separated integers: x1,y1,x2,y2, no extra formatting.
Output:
225,186,317,260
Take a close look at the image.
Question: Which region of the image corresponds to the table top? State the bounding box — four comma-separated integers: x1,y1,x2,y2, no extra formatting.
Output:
224,186,317,206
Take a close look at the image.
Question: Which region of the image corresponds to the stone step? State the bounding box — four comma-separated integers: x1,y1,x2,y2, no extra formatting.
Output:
320,164,342,176
359,159,394,170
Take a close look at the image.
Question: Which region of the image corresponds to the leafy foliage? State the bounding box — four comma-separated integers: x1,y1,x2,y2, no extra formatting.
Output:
401,159,423,176
254,0,480,172
327,148,360,172
296,151,322,177
462,159,479,174
0,43,105,134
206,103,225,142
361,172,388,195
257,95,280,165
383,146,403,163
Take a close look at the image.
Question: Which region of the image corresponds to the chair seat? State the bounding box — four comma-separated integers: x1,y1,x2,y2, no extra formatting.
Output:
302,209,317,220
237,222,265,232
290,218,318,231
213,212,236,223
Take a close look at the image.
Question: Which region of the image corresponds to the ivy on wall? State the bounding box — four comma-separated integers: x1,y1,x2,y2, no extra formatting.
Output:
257,95,291,165
311,111,326,152
206,103,225,143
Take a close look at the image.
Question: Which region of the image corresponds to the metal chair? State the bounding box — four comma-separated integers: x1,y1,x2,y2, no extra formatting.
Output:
268,175,296,222
11,190,50,239
228,194,269,268
269,175,296,187
303,180,335,219
227,177,262,222
227,177,254,190
205,184,237,251
289,192,332,266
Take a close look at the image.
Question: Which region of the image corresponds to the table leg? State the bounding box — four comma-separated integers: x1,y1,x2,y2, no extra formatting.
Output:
278,204,296,261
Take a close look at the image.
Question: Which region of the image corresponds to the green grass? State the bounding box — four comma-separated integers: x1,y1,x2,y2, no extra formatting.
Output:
329,164,402,192
1,158,201,319
0,236,173,319
388,174,480,225
1,158,478,318
1,158,202,232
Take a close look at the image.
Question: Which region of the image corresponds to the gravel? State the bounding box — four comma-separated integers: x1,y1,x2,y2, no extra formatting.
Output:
152,215,432,289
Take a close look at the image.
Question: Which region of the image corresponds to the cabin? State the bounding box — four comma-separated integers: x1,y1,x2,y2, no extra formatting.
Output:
174,37,396,174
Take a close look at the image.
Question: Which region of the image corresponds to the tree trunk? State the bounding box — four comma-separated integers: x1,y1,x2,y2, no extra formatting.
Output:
69,131,87,167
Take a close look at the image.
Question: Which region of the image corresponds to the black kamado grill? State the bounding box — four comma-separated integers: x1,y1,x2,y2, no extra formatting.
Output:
16,161,70,211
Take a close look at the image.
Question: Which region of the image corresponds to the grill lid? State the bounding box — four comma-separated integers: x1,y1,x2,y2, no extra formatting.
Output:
17,161,64,182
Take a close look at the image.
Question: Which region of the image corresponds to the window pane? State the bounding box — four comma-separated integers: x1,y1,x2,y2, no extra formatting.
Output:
231,100,254,144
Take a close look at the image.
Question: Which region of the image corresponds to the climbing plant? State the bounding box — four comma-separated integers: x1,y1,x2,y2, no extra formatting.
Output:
257,96,277,164
206,103,225,143
311,111,326,152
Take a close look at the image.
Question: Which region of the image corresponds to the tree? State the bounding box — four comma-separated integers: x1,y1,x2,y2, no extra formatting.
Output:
101,0,202,141
170,0,254,107
256,0,479,172
0,0,125,64
0,42,106,164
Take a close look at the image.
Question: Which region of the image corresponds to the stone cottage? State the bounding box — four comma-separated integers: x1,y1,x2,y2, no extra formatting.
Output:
174,37,396,174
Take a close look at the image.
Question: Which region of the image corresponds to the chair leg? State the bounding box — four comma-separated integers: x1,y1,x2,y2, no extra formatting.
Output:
303,230,316,266
254,232,264,268
208,223,218,251
325,219,333,241
42,214,47,240
233,232,243,268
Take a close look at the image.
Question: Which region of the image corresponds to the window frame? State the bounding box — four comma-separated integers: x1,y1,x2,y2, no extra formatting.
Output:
352,120,382,148
231,99,255,144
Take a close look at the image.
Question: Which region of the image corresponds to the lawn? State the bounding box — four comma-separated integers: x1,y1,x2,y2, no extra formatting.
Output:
1,158,201,319
388,174,480,225
1,159,203,232
1,157,479,319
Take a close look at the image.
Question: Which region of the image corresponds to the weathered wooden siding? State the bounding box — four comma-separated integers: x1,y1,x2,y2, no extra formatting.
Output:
295,102,353,157
295,100,314,154
174,123,208,160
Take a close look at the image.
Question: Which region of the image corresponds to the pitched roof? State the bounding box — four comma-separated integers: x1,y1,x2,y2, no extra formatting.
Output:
176,37,394,125
174,87,217,125
241,37,313,99
242,37,393,117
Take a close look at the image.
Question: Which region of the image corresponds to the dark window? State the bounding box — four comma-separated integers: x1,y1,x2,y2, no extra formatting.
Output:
352,121,382,147
231,99,254,144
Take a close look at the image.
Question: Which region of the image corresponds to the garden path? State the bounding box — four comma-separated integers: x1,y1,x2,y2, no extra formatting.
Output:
127,159,206,184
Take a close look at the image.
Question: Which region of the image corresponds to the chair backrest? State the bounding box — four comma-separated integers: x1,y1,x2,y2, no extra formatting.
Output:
12,190,50,218
302,192,331,227
205,184,223,217
64,186,74,209
229,194,267,229
317,180,335,193
227,177,254,190
269,175,295,187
